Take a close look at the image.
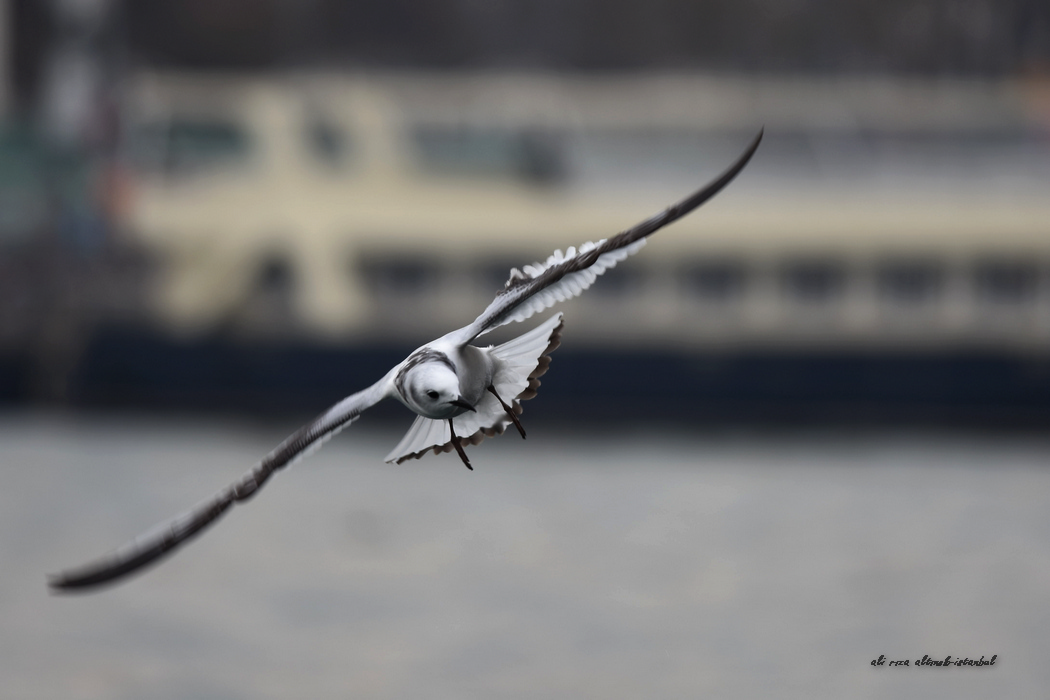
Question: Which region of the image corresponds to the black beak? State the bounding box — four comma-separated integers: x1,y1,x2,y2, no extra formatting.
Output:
449,398,476,412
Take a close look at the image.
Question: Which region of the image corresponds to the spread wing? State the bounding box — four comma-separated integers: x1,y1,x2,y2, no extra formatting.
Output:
48,372,396,592
445,129,762,346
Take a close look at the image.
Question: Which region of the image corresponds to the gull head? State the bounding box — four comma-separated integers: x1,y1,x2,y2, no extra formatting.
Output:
401,361,474,419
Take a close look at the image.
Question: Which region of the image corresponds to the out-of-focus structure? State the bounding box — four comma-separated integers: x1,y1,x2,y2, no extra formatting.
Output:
3,0,1050,421
121,72,1050,352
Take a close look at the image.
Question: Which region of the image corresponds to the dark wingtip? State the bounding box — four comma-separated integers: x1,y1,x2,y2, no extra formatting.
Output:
46,544,172,594
47,543,181,593
678,126,763,212
46,555,152,593
46,496,236,593
627,128,764,241
47,569,117,594
47,575,117,595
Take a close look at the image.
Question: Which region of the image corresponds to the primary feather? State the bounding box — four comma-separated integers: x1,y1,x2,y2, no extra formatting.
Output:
47,372,395,590
449,128,763,344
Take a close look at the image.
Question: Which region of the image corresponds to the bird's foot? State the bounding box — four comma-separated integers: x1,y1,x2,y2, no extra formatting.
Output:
448,419,473,470
487,386,526,439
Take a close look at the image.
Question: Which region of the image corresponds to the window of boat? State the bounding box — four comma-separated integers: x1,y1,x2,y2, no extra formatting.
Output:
973,259,1040,303
681,259,749,301
358,254,441,295
876,259,944,304
411,126,565,185
129,118,252,176
304,118,352,168
780,258,847,303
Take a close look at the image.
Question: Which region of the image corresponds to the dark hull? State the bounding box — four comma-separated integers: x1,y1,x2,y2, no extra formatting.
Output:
9,325,1050,430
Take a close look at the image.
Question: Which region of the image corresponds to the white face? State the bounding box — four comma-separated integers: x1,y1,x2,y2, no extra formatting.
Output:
404,363,465,419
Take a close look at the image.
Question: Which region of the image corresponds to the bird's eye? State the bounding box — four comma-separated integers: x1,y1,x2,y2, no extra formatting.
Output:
426,390,439,399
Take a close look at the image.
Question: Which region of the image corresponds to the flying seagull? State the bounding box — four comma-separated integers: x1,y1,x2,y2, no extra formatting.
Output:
49,129,763,591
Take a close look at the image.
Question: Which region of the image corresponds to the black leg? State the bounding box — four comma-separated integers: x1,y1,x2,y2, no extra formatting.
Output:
449,419,472,470
488,385,526,439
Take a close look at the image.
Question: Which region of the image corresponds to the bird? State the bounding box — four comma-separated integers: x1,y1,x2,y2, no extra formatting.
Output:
48,129,763,591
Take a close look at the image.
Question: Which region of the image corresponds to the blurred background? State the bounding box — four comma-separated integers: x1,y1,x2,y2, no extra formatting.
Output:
1,0,1049,422
3,1,1050,698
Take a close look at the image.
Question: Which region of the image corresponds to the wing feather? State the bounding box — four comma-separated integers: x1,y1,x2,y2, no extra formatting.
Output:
48,373,396,591
446,129,762,344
